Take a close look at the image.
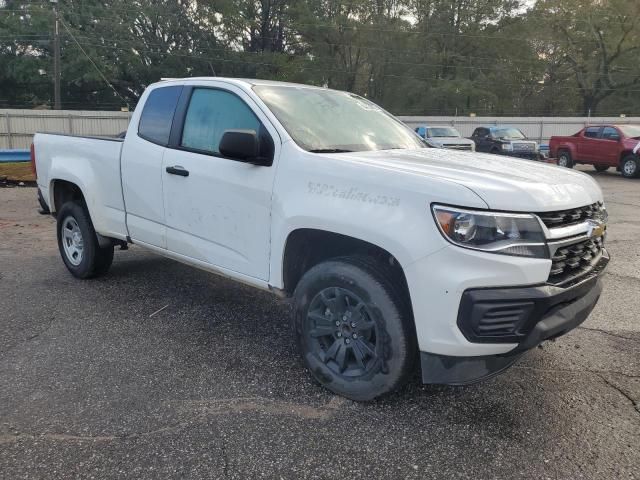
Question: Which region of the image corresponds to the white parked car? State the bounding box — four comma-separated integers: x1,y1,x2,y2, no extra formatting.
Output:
33,78,609,400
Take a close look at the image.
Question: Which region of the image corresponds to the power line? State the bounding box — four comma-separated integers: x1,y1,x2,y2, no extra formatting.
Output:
64,32,640,83
58,18,129,108
42,9,640,74
5,7,639,72
65,38,640,94
3,5,629,44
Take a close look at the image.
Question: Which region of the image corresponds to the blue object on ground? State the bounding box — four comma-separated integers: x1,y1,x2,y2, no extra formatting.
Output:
0,149,30,163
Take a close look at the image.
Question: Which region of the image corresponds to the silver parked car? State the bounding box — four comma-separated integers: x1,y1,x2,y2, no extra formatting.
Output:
414,125,475,151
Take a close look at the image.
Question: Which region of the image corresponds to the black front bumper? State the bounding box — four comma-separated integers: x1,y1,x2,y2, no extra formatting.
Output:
511,152,539,160
499,151,540,161
421,252,608,385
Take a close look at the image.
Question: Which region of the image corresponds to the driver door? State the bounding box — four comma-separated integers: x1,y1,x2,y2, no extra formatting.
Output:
577,126,602,162
471,128,491,153
161,85,280,280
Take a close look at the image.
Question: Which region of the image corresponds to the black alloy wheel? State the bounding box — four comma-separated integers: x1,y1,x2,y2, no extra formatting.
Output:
305,286,381,377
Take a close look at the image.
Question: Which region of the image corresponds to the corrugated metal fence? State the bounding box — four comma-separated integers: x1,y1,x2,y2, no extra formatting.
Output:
0,109,131,149
1,109,639,149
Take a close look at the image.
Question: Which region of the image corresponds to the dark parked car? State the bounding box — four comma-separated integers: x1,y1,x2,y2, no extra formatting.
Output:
470,126,540,160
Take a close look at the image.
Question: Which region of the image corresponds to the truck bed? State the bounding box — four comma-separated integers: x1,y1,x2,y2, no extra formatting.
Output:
34,132,128,240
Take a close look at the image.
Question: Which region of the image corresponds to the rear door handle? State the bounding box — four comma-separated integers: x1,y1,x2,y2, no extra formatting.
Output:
166,165,189,177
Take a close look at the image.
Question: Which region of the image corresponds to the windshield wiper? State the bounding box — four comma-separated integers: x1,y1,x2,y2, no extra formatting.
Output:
309,148,354,153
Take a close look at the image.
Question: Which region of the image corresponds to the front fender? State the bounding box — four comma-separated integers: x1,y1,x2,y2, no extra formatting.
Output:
267,145,488,288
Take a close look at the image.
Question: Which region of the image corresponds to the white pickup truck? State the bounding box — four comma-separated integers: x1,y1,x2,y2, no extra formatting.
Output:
33,78,609,400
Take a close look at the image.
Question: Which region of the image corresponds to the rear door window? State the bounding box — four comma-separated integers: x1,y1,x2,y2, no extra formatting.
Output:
138,86,182,146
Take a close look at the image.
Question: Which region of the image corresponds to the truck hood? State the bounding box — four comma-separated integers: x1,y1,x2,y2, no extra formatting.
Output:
326,148,602,212
429,137,474,144
623,138,640,153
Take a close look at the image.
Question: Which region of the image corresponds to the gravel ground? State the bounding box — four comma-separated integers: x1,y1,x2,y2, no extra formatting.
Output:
1,166,638,479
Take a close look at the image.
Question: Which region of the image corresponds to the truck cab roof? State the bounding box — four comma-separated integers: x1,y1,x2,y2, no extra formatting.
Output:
155,77,329,90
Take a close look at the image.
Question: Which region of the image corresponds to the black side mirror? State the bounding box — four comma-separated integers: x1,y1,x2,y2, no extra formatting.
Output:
219,129,265,164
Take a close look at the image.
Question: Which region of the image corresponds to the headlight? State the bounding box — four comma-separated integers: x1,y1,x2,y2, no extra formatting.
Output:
501,143,513,151
432,205,547,258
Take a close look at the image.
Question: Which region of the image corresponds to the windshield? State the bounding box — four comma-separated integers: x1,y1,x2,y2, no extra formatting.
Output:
618,125,640,138
492,128,526,139
253,85,425,152
427,127,460,138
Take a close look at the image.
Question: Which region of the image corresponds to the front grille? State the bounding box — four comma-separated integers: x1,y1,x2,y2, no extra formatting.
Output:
513,142,535,151
538,202,605,228
548,235,604,285
445,144,473,150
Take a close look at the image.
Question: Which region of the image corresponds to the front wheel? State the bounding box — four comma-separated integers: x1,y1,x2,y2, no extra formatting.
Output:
557,150,573,168
620,154,639,178
57,202,114,279
293,256,416,401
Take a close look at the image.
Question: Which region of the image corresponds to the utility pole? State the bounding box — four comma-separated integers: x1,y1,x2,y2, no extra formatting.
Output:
51,0,61,110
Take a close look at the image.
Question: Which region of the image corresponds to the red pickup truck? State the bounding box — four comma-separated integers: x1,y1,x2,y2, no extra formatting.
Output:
549,124,640,178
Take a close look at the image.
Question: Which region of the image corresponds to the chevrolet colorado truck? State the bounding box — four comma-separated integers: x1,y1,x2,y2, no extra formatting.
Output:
33,78,609,401
549,124,640,178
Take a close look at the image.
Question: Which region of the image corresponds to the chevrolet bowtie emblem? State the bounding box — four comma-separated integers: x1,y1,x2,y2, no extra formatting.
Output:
587,219,605,239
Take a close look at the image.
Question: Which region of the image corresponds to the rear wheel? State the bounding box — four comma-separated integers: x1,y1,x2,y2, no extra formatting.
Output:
557,150,573,168
293,256,416,401
594,165,609,172
57,202,114,279
620,154,639,179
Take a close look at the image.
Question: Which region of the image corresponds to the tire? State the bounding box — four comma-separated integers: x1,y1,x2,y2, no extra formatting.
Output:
620,154,639,179
293,256,416,401
557,150,573,168
489,147,501,155
594,165,609,172
57,201,114,279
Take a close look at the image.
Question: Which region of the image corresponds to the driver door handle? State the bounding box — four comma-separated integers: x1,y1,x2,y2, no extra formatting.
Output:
166,165,189,177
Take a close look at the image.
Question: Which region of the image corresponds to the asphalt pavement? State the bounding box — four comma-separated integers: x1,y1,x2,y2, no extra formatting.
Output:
1,166,638,479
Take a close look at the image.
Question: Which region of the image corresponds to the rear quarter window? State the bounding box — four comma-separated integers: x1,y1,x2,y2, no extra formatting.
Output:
138,86,182,145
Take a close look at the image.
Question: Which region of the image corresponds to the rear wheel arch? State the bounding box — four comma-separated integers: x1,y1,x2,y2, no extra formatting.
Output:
50,179,86,214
